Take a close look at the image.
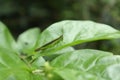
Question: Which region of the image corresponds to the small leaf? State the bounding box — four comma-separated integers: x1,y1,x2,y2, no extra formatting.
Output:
17,28,40,54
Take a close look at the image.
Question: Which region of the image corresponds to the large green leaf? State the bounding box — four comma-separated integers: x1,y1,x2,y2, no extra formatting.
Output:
36,20,120,55
17,28,40,54
51,49,112,70
54,68,105,80
0,22,16,50
51,49,120,80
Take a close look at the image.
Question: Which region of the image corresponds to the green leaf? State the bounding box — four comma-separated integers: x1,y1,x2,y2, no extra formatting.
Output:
17,28,40,54
51,49,120,80
51,49,113,78
0,22,16,50
54,68,105,80
105,64,120,80
51,49,112,70
36,20,120,55
88,55,120,77
0,47,31,80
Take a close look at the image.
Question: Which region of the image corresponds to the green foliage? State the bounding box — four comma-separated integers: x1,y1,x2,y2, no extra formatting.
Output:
0,20,120,80
1,0,120,54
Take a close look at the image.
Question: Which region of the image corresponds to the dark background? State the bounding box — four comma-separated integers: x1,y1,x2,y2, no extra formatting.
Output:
1,0,120,54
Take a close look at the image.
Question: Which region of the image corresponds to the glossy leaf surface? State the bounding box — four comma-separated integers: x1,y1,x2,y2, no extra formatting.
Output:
51,49,120,80
37,20,120,55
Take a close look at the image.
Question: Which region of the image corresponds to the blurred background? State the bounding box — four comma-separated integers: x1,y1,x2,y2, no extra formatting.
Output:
0,0,120,54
